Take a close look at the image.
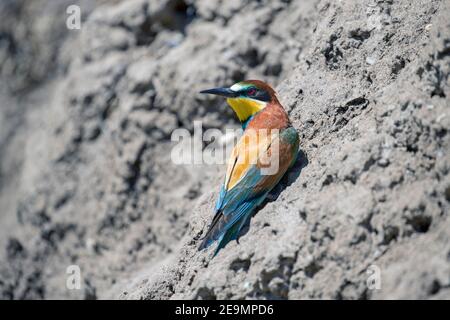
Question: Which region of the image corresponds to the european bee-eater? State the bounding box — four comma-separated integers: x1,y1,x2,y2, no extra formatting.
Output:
198,80,299,255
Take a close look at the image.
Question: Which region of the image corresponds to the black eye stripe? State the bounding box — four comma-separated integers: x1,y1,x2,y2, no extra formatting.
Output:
239,87,270,101
254,89,270,102
247,88,257,95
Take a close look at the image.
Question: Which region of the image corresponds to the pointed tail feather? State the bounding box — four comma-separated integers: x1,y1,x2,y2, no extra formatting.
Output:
198,210,229,251
213,213,251,256
199,195,267,254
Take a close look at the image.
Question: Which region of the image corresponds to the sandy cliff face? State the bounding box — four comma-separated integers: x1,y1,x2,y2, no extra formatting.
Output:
0,0,449,299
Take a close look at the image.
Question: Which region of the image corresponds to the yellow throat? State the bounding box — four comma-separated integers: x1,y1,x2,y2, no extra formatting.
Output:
226,97,267,122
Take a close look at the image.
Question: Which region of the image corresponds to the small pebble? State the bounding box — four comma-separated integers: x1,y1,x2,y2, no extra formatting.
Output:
366,56,376,65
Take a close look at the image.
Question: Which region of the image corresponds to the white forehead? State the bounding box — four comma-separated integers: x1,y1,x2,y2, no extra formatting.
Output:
230,83,244,92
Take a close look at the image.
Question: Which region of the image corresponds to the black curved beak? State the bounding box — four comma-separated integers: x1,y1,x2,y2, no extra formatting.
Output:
199,87,238,98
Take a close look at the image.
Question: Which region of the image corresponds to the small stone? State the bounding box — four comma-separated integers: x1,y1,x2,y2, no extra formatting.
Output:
366,56,376,65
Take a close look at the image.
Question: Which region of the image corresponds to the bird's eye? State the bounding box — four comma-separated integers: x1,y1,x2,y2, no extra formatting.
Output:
247,88,257,96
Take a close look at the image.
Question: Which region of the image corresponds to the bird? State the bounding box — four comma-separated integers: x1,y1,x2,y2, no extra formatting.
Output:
198,80,299,256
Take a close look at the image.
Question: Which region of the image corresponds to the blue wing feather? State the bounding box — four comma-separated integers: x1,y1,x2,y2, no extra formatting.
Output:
215,186,227,212
200,165,272,251
204,192,267,251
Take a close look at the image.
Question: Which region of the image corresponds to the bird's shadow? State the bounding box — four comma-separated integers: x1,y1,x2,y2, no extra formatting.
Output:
237,148,309,240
